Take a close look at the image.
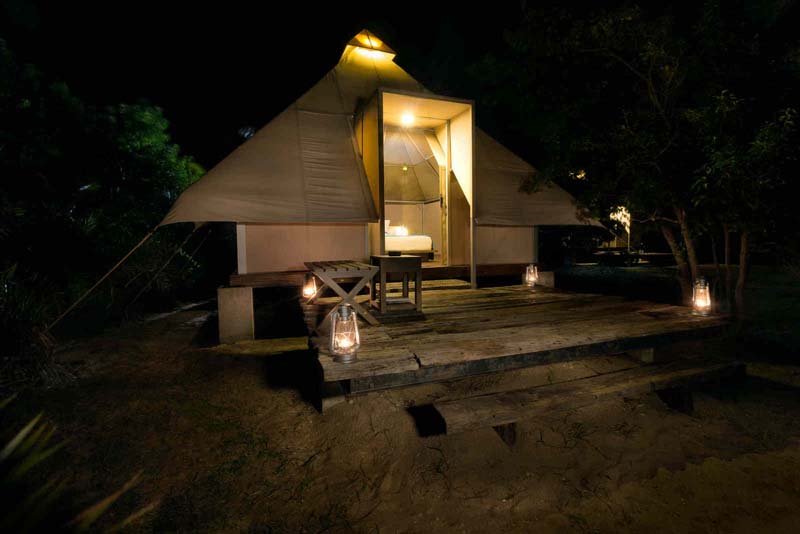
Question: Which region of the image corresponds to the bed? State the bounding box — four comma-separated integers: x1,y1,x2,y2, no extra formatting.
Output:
385,234,434,260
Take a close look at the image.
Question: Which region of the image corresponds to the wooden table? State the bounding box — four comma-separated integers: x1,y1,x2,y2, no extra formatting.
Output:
369,255,423,315
304,261,380,327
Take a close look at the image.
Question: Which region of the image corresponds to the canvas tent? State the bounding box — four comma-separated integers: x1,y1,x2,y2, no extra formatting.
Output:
161,29,596,283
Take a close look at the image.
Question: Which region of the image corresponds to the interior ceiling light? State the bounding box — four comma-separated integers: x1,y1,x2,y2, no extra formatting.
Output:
401,113,414,127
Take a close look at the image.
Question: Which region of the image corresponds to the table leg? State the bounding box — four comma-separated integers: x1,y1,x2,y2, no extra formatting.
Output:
380,268,387,315
415,268,422,312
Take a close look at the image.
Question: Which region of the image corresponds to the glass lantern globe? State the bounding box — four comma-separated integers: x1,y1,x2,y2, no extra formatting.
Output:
302,272,317,299
523,264,539,289
692,277,712,316
330,303,360,362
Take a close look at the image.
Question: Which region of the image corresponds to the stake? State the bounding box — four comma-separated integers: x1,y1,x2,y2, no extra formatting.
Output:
127,226,202,309
46,226,158,332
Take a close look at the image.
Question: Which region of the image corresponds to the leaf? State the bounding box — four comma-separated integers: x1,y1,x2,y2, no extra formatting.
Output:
0,413,42,461
67,472,142,531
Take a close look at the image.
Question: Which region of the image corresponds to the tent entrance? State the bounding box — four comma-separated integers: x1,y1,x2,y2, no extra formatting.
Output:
383,126,446,263
357,89,473,278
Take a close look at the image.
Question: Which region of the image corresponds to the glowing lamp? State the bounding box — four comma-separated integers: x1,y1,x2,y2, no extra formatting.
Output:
330,304,360,363
692,277,712,316
356,47,392,60
523,264,539,288
348,30,396,61
302,272,317,299
397,225,409,236
400,113,414,127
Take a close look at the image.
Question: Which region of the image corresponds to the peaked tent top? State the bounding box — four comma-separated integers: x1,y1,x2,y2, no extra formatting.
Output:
160,29,596,228
348,29,396,57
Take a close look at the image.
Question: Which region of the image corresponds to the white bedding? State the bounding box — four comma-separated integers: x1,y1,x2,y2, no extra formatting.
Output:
385,234,433,252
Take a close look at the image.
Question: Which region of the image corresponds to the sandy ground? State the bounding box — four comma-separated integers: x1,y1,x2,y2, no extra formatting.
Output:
6,306,800,533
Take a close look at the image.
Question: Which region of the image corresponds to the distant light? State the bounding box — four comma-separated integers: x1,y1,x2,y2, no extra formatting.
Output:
400,113,414,127
610,206,631,233
402,164,408,172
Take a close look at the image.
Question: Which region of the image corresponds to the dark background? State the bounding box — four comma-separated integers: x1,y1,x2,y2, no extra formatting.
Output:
1,0,527,168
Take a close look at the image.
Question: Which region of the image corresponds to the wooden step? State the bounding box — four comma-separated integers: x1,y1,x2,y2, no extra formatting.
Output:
433,359,745,436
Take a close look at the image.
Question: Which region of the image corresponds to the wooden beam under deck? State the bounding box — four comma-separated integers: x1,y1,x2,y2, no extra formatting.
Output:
434,358,746,435
310,284,729,393
229,263,530,288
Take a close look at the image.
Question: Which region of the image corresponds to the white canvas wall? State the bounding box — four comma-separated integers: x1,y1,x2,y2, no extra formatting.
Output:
475,226,535,264
238,224,367,274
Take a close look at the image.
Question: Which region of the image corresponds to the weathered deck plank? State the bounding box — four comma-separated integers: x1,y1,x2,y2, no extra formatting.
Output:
311,282,729,390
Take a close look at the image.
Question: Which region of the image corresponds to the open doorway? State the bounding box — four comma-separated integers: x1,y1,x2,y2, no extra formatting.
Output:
380,91,473,270
383,126,445,263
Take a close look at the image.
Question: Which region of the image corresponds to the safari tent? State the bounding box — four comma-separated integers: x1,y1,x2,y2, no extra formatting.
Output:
161,29,594,286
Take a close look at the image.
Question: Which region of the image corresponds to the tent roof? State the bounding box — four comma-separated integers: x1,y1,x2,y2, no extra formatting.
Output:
161,30,594,228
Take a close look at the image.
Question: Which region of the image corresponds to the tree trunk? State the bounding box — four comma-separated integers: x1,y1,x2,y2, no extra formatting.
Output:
661,223,691,303
723,224,731,310
735,231,748,319
675,206,699,281
711,232,723,310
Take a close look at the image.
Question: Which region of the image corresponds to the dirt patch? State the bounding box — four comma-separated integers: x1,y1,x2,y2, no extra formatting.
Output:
5,309,800,532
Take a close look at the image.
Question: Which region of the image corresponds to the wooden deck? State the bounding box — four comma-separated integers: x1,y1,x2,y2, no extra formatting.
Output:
307,281,729,393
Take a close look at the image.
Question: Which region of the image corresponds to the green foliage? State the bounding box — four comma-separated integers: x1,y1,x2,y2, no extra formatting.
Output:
0,38,204,384
690,88,798,240
0,397,151,531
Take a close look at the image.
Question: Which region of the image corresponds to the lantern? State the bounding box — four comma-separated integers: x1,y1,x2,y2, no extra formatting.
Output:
330,304,360,362
523,264,539,288
302,273,317,299
692,277,712,316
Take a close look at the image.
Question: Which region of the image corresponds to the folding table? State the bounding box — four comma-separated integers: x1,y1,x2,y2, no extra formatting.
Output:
304,261,380,327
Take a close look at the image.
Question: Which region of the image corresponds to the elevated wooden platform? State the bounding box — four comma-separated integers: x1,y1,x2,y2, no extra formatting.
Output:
308,282,729,394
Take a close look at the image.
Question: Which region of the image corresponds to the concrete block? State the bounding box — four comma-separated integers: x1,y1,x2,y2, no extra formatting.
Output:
218,286,254,344
538,271,555,288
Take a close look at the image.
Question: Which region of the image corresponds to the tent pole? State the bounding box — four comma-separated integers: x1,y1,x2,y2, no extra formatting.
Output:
46,226,159,332
127,226,202,309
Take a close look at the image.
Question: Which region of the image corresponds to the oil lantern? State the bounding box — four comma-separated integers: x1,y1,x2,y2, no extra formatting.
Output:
692,277,712,316
330,303,360,362
523,264,539,288
302,272,317,299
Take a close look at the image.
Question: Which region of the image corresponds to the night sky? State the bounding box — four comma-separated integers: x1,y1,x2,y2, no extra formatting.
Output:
1,1,526,168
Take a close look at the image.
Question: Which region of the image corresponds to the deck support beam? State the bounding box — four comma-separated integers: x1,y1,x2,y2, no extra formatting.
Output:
657,385,694,414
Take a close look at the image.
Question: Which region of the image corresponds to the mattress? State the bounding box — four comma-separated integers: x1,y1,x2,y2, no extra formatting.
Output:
385,234,433,252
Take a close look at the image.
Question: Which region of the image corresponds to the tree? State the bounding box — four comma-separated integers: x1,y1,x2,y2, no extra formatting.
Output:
1,39,204,384
689,90,797,314
467,2,799,309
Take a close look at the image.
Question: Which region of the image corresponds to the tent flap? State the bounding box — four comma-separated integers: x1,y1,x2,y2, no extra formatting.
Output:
474,129,599,227
161,106,377,225
161,35,425,226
